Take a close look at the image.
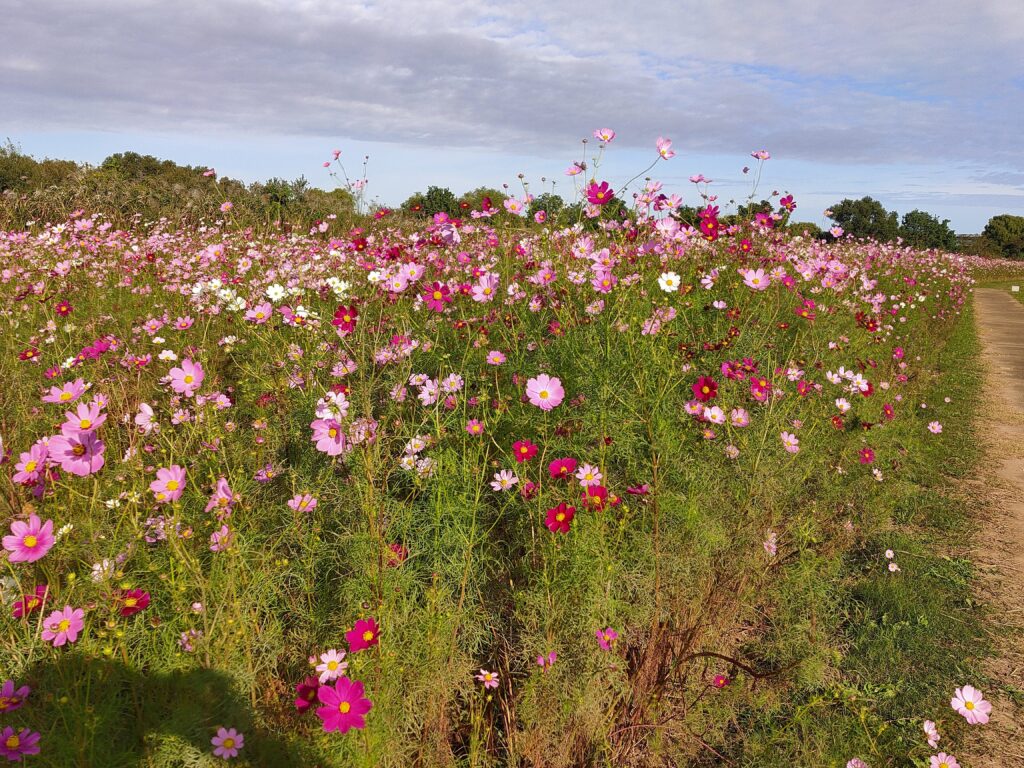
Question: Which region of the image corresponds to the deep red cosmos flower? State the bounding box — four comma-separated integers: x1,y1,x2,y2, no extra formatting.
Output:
332,304,358,334
545,503,575,534
692,377,718,402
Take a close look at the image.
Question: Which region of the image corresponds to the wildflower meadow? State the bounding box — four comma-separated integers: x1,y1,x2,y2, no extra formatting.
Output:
0,137,1021,767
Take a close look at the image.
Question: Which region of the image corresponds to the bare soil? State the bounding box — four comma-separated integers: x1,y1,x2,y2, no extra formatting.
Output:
962,288,1024,766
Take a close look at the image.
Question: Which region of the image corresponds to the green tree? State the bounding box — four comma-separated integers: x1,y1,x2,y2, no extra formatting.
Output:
982,214,1024,260
827,197,899,241
898,210,957,250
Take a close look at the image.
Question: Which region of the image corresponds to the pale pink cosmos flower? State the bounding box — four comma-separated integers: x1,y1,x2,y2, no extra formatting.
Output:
763,530,778,557
846,760,868,768
41,605,85,647
487,351,506,366
60,401,106,436
781,432,800,454
245,302,272,324
316,649,348,683
743,269,770,291
593,128,616,142
751,149,771,160
310,418,349,456
928,421,943,434
12,443,48,486
490,470,518,491
476,669,499,689
150,465,186,504
923,719,940,748
951,685,991,724
211,727,244,760
929,754,959,768
205,478,236,514
3,514,55,563
575,463,602,487
288,493,318,513
525,374,565,411
135,403,156,433
656,137,675,159
169,359,205,397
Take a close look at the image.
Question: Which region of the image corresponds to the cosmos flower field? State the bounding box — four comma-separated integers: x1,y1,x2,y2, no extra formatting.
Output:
0,144,1015,766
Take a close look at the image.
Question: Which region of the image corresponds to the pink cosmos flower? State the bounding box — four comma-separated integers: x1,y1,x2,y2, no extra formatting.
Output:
951,685,991,724
12,443,48,486
311,418,349,456
0,728,41,761
245,302,272,324
476,669,499,689
526,374,565,411
0,679,31,714
924,719,941,748
846,761,868,768
656,137,675,159
575,463,602,487
168,358,205,397
3,514,55,563
48,431,106,477
60,401,106,436
596,627,619,650
466,419,484,436
287,493,318,513
512,440,538,463
209,525,234,552
346,618,380,653
929,754,959,768
751,149,771,160
928,421,943,434
317,677,373,733
150,465,186,503
42,378,87,405
486,350,506,365
211,727,244,759
41,605,85,647
593,128,615,142
205,478,236,514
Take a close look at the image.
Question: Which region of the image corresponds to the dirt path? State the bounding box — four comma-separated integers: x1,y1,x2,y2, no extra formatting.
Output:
964,288,1024,765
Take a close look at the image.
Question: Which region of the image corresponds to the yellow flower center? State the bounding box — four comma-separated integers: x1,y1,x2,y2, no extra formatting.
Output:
328,428,338,438
60,392,72,401
79,419,91,429
362,630,374,642
702,386,710,394
124,598,137,607
24,461,37,473
223,738,235,749
72,445,85,456
343,315,351,323
433,291,442,300
539,390,549,399
299,500,308,508
327,660,338,671
183,375,194,384
23,535,37,548
555,512,565,522
58,619,71,632
965,701,974,710
165,480,179,491
339,701,351,714
5,735,18,749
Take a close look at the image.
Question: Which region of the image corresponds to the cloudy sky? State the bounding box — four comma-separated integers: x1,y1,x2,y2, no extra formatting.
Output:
2,0,1023,231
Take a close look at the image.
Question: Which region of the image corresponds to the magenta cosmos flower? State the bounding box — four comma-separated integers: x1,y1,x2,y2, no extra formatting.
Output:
316,678,373,734
951,685,991,724
585,181,614,206
294,676,321,713
422,282,452,312
548,457,577,480
168,358,204,397
476,669,499,689
211,727,244,759
545,503,575,534
0,680,30,714
3,514,55,563
41,378,87,405
60,401,106,436
596,627,619,650
0,728,41,761
150,465,186,503
346,618,380,653
525,374,565,411
47,431,106,477
41,605,85,647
